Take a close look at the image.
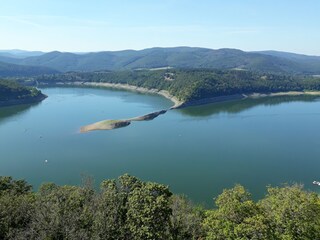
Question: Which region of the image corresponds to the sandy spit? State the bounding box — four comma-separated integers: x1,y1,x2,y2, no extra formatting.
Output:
80,120,131,133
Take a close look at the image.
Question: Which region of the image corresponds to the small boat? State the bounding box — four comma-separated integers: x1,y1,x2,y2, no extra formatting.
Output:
312,181,320,186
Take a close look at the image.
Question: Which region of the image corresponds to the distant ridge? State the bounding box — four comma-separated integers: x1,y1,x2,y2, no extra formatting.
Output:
0,47,320,74
0,49,45,58
256,50,320,61
0,61,59,77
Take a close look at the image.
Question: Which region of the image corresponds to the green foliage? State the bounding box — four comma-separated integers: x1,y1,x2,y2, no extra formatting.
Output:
1,176,320,240
0,174,173,239
0,193,35,239
2,47,320,74
260,184,320,240
35,69,320,102
95,174,172,240
203,185,272,240
169,195,205,240
0,176,32,195
0,177,34,239
0,79,43,102
203,184,320,240
0,61,58,77
94,178,128,239
31,183,95,239
126,181,172,240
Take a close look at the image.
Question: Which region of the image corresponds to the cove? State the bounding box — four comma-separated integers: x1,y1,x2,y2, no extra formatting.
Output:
0,87,320,207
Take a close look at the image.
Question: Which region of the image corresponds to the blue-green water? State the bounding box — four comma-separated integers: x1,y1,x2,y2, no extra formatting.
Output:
1,87,320,206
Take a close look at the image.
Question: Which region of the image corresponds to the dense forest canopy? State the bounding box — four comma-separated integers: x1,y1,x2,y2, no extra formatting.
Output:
0,79,43,102
33,69,320,102
1,47,320,74
0,61,58,77
0,175,319,240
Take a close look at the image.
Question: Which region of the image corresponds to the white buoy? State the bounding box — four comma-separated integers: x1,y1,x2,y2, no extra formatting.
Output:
44,159,48,163
312,180,320,186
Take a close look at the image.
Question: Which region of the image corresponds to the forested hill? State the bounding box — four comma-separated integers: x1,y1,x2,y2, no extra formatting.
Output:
0,49,45,58
35,69,320,103
0,61,58,77
1,47,320,74
0,79,46,106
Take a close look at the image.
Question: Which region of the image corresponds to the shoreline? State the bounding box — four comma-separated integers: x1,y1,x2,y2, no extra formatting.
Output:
60,81,183,109
41,81,183,132
246,91,320,98
39,82,320,109
36,82,320,132
0,94,47,108
177,91,320,108
177,94,246,108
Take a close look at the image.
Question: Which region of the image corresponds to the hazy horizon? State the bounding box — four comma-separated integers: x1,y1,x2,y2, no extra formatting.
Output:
1,0,320,55
1,46,320,57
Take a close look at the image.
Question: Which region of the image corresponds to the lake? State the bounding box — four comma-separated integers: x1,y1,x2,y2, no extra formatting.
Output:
1,87,320,206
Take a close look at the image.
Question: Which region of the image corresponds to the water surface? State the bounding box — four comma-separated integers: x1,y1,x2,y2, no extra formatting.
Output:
1,87,320,206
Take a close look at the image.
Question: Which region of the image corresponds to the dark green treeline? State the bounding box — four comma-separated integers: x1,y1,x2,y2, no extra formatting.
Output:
34,69,320,102
1,175,320,240
0,79,42,102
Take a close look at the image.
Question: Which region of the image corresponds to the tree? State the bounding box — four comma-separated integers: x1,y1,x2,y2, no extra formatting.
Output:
30,183,95,240
169,195,205,240
0,193,35,239
0,176,32,195
93,175,141,239
203,185,272,240
0,176,34,239
126,181,172,240
94,174,173,240
259,184,320,240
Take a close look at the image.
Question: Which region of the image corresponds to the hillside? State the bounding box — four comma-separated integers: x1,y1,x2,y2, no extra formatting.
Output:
1,47,320,74
0,49,45,58
257,50,320,73
257,50,320,62
35,69,320,104
0,61,59,77
0,79,46,106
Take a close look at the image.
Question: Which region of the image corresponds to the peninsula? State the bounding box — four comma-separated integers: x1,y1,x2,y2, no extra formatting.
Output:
30,68,320,131
80,110,167,133
2,50,319,144
0,79,47,107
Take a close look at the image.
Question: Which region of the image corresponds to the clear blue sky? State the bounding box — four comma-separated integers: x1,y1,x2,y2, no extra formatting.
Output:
1,0,320,55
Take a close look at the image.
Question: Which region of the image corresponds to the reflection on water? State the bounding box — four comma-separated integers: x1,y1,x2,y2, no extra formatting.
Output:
1,88,320,206
178,95,320,117
0,102,42,124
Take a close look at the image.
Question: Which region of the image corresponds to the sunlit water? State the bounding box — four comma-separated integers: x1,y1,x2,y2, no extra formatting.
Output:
1,87,320,207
